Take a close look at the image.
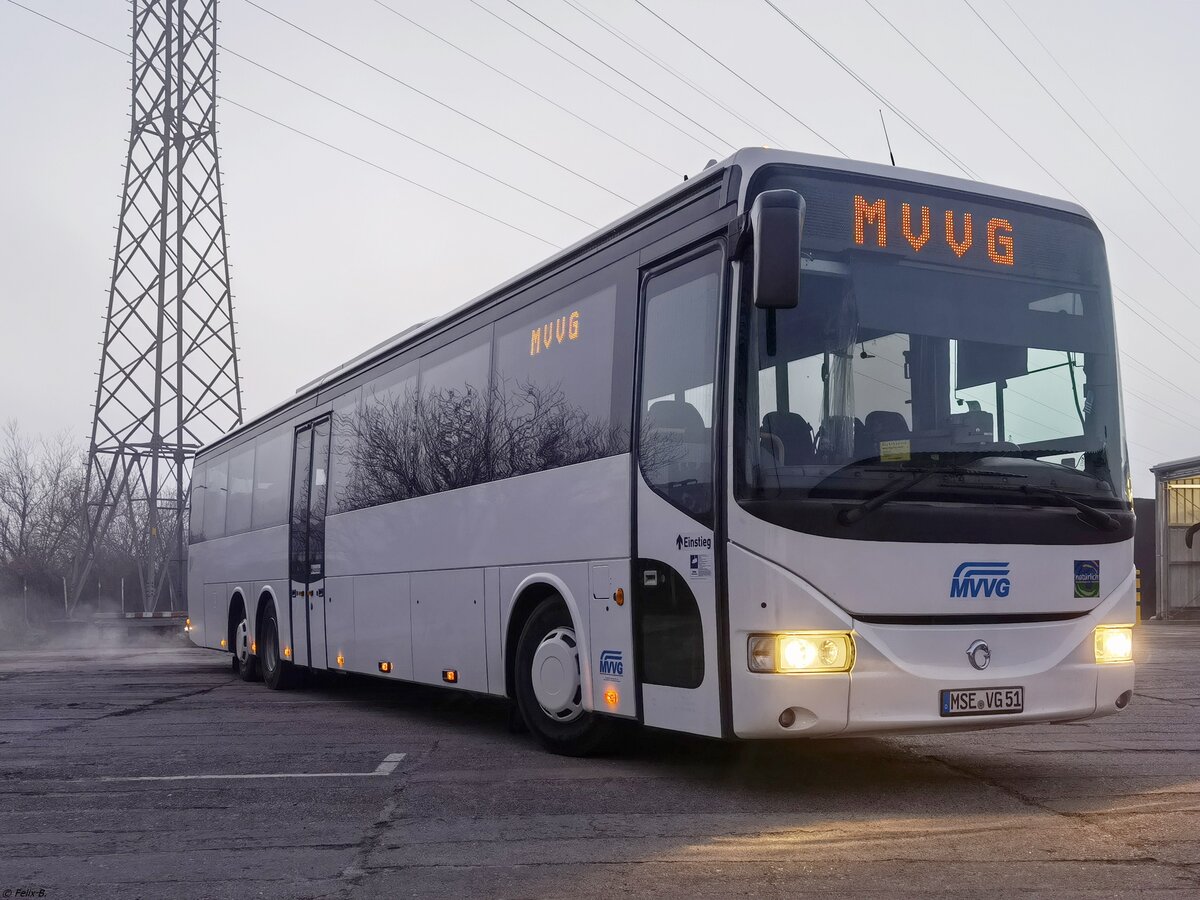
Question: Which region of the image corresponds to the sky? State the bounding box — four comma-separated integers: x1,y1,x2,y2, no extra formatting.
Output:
1,0,1198,496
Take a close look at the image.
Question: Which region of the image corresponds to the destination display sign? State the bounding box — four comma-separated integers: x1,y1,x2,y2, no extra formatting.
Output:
748,165,1105,286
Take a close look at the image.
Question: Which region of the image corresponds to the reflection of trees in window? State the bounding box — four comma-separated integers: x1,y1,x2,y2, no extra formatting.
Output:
337,380,628,512
489,378,625,482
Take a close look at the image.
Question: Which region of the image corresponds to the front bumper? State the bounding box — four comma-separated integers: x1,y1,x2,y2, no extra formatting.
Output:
730,618,1135,739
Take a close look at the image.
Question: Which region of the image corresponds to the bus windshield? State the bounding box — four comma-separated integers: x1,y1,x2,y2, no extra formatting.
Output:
735,167,1126,514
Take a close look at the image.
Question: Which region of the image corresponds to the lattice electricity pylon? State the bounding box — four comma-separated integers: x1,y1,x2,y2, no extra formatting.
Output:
75,0,241,613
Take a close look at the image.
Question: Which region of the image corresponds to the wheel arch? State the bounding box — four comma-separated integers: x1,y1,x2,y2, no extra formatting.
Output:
503,573,591,708
253,587,280,645
225,588,248,651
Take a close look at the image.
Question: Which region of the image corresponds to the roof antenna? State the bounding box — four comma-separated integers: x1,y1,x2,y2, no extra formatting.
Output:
879,109,896,166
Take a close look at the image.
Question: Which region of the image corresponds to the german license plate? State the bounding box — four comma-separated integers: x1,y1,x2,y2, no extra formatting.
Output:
939,686,1024,717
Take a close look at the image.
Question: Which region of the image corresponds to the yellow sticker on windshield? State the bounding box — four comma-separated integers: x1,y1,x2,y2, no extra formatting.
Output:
880,439,911,462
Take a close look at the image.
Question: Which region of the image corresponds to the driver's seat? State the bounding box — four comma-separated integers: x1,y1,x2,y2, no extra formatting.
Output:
762,411,815,465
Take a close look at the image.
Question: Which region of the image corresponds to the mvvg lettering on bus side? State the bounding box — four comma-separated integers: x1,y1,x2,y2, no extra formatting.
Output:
530,310,580,356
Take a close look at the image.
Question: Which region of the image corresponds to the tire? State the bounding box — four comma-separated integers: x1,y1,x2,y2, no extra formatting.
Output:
514,597,615,756
233,607,261,682
260,603,300,691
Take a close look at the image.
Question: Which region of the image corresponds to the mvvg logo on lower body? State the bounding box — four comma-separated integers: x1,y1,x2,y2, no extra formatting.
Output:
950,561,1011,598
599,650,624,677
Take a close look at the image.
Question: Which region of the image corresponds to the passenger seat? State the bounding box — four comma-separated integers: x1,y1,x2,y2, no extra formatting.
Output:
762,411,815,465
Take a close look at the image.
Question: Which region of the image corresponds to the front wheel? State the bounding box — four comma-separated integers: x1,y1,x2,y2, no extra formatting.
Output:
514,598,615,756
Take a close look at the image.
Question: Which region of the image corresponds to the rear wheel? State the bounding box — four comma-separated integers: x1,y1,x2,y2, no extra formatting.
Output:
514,597,615,756
260,603,300,690
234,610,260,682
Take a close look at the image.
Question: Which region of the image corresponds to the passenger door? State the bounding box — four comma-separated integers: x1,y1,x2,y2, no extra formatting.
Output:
289,416,332,669
633,247,726,737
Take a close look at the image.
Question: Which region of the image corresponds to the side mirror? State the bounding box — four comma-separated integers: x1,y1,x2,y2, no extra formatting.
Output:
749,189,806,309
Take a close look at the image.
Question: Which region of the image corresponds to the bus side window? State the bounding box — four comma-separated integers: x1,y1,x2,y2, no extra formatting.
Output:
417,330,493,494
188,461,206,544
638,251,722,526
328,389,362,514
203,454,228,541
346,362,418,510
492,281,620,479
225,443,255,535
251,429,291,530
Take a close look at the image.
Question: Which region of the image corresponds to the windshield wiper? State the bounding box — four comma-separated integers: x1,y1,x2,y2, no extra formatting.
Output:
836,469,946,525
830,459,1121,530
1018,484,1120,531
836,465,1024,526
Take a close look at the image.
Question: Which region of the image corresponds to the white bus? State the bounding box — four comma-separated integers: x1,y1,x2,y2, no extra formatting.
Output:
187,149,1135,755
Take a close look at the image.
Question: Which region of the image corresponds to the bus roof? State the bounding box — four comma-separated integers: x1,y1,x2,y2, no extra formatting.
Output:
199,148,1094,458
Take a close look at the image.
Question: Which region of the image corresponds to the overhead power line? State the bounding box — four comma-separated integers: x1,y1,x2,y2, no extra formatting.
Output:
630,0,844,157
5,0,125,52
365,0,679,176
502,0,736,155
1122,384,1200,440
1122,357,1200,415
220,99,564,248
4,0,565,249
963,0,1200,261
1000,0,1200,239
561,0,787,148
759,0,976,177
241,0,636,206
465,0,720,160
1116,290,1200,370
220,46,598,229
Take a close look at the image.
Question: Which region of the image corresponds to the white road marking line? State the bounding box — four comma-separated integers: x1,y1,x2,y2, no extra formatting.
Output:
373,752,405,775
97,752,406,782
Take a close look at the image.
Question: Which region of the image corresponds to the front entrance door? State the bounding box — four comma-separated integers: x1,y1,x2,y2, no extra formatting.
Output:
289,417,332,669
633,247,727,738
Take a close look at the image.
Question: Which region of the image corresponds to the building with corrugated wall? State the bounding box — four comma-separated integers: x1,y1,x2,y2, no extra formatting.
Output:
1151,456,1200,619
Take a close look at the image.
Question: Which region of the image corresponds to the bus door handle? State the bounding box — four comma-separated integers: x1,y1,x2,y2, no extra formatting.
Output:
317,588,326,599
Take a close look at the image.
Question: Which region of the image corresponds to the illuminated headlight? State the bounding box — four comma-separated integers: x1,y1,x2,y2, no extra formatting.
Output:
748,632,855,673
1095,625,1133,663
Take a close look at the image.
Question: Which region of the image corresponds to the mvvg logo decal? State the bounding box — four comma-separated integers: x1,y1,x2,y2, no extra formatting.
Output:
950,562,1011,598
599,650,624,677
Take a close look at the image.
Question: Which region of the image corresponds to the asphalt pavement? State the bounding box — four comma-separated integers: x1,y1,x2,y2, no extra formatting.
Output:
0,621,1197,898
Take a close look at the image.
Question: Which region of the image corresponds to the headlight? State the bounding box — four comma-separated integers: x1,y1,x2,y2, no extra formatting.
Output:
747,632,855,673
1095,625,1133,663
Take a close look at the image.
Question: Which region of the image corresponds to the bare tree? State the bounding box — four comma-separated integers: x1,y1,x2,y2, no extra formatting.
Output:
339,381,630,513
0,421,38,572
0,422,136,618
